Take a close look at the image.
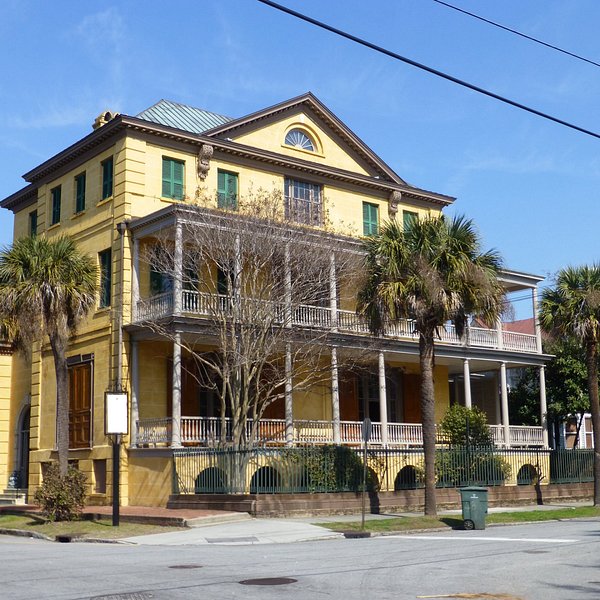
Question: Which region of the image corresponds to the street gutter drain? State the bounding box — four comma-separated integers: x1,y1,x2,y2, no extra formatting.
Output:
169,564,203,569
239,578,297,586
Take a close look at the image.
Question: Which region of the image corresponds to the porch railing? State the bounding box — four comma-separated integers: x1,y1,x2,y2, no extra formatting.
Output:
173,446,594,495
134,290,539,353
136,416,545,449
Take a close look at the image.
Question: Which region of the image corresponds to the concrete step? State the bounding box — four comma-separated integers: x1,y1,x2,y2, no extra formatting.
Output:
186,512,252,528
0,489,28,505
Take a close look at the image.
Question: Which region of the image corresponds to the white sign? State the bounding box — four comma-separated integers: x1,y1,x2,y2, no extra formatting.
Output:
105,392,129,435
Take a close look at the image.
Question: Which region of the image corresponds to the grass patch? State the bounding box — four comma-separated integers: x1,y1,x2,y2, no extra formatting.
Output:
0,514,182,540
318,506,600,534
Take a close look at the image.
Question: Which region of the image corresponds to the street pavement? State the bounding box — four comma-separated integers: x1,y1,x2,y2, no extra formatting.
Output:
122,500,593,546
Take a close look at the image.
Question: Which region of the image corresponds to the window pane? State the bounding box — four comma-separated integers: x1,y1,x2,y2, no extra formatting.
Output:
284,178,322,225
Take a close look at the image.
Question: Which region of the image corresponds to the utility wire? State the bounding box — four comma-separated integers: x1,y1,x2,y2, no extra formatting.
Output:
431,0,600,69
257,0,600,141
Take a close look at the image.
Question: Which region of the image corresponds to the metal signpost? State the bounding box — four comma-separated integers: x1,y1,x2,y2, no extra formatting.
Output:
105,391,129,526
361,418,372,530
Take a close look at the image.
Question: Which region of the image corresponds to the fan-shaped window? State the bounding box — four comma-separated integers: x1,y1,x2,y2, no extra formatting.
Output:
285,128,315,152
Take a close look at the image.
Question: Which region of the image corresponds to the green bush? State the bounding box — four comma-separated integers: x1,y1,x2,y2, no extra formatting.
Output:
435,448,511,487
286,446,377,493
34,463,87,521
439,405,493,446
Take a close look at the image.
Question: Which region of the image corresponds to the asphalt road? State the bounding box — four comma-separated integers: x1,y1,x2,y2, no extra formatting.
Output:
2,519,600,600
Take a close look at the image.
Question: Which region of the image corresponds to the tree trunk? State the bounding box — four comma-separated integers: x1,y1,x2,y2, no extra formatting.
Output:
419,332,437,516
49,332,69,476
586,339,600,505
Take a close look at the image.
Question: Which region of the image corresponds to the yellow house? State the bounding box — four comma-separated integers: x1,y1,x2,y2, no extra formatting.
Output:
0,93,549,506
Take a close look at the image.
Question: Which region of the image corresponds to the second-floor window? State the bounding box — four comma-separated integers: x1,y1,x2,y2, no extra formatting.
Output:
403,210,418,230
75,172,86,213
162,157,184,200
51,186,61,225
284,178,322,226
101,157,113,200
99,249,112,308
29,210,37,237
217,170,238,210
363,202,379,236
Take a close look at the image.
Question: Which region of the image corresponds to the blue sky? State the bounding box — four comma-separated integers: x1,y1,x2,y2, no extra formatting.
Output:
1,0,599,313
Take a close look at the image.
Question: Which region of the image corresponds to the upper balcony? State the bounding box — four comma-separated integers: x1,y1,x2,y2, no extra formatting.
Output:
132,289,539,354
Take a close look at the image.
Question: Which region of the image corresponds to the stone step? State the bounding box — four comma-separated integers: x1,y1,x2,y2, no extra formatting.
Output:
0,489,28,505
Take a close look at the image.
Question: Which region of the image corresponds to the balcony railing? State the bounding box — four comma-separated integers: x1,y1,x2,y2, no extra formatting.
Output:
134,291,538,353
136,416,545,449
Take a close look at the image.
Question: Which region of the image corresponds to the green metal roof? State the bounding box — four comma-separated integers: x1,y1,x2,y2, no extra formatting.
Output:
136,99,232,134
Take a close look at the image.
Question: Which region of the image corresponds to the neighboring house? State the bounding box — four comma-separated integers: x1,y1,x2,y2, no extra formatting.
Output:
0,93,550,506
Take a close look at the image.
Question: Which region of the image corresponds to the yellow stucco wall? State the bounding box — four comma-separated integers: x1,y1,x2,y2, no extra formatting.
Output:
3,102,453,506
0,351,13,487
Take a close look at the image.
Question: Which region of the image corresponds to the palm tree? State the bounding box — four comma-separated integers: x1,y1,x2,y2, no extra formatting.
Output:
0,235,97,476
358,215,504,516
539,265,600,505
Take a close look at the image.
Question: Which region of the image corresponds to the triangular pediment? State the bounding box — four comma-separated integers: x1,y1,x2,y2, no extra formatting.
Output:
204,93,405,184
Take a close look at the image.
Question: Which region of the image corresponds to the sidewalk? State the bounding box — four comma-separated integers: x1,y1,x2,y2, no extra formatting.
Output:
2,501,593,546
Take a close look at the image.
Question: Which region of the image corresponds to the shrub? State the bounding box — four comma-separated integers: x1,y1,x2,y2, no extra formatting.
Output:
435,447,511,487
34,463,87,521
439,405,493,447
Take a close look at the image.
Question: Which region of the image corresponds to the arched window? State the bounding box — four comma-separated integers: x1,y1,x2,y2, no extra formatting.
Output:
284,128,315,152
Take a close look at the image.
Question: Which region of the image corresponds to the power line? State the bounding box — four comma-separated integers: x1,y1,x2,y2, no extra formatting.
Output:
256,0,600,141
431,0,600,69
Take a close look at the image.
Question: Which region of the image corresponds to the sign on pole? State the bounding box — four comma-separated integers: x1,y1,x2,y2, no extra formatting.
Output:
105,392,129,435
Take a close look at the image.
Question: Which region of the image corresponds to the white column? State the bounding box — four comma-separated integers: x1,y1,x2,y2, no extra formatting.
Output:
171,333,182,447
331,346,341,444
500,361,510,447
174,219,183,315
539,365,549,448
329,251,338,331
496,317,504,350
532,287,543,354
130,339,139,447
285,343,293,446
284,242,292,327
463,359,472,409
378,352,388,446
132,237,139,321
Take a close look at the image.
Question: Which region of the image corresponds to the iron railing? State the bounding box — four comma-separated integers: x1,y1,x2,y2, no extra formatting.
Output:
172,446,594,495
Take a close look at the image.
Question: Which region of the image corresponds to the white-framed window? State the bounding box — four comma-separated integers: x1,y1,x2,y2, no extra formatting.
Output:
284,128,315,152
284,178,322,226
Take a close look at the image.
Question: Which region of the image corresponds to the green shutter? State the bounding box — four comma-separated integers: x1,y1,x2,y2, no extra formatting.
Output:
162,158,184,199
403,211,418,230
102,157,113,199
162,158,171,197
172,160,184,200
218,171,238,209
363,202,378,236
75,173,86,213
29,210,37,237
99,249,112,308
51,187,61,225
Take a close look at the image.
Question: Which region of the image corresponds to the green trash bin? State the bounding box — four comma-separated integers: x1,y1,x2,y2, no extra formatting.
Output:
459,486,488,530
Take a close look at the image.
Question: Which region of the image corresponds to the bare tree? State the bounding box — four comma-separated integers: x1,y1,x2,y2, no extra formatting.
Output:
139,190,363,450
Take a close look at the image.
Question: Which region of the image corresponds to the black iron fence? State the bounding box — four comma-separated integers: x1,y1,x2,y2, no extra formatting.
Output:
172,446,594,495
